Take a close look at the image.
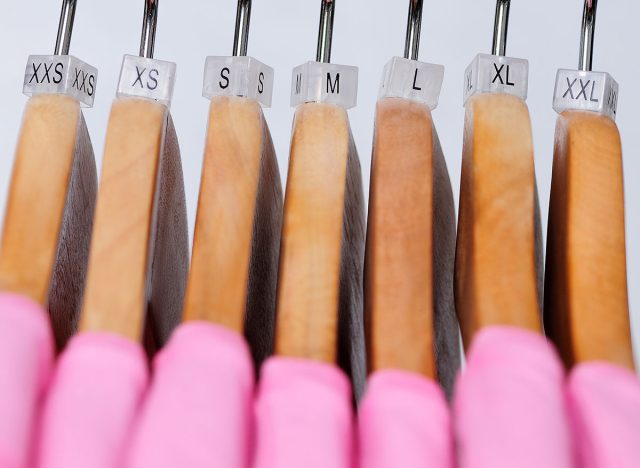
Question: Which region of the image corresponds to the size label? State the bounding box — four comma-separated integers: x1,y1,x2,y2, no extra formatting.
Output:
463,53,528,105
553,69,618,120
203,56,273,107
379,56,444,110
23,55,98,107
117,55,176,107
290,61,358,109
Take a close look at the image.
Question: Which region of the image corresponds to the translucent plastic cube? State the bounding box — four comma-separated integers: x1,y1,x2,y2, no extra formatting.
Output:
379,56,444,110
203,56,274,107
116,55,177,107
23,55,98,107
463,53,528,105
290,61,358,109
553,69,618,120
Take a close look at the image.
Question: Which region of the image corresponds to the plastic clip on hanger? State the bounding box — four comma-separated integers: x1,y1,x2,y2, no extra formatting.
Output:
37,2,188,467
359,2,458,468
254,2,365,468
0,2,98,466
545,2,640,466
126,2,283,467
452,3,573,468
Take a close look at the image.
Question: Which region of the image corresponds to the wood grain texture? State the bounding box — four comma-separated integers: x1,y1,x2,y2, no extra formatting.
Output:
365,98,460,396
0,94,97,349
80,98,188,346
545,111,634,369
275,103,366,395
455,93,543,348
184,97,282,368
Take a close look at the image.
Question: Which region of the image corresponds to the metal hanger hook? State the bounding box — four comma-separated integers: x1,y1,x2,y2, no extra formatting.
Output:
579,0,597,71
491,0,510,56
140,0,159,59
54,0,77,55
316,0,335,63
404,0,423,61
233,0,252,56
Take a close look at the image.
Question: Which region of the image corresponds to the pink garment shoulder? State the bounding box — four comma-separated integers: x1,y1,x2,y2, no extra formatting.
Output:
253,357,354,468
0,293,54,468
36,332,147,468
453,326,574,468
358,370,454,468
567,361,640,468
125,321,254,468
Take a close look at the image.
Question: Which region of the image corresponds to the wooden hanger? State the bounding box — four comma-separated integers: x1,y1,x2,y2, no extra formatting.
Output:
78,6,187,349
364,4,460,396
455,3,543,347
275,100,365,394
0,7,98,349
183,94,282,366
78,96,187,349
544,1,634,369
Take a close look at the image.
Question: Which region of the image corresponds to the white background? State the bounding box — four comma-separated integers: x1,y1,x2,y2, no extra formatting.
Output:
0,0,637,365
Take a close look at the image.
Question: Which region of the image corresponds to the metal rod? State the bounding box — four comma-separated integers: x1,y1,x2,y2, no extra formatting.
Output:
54,0,77,55
579,0,597,71
233,0,252,56
491,0,510,56
316,0,335,63
139,0,159,59
404,0,423,60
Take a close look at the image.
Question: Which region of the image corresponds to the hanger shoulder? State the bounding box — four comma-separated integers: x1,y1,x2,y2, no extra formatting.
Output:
183,97,282,364
80,98,188,345
456,93,542,346
365,98,459,387
545,110,634,369
275,103,366,375
0,94,97,348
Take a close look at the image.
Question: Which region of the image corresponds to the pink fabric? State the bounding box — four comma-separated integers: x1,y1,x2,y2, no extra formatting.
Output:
358,370,454,468
0,293,54,468
37,332,147,468
253,357,354,468
126,321,254,468
453,326,573,468
567,362,640,468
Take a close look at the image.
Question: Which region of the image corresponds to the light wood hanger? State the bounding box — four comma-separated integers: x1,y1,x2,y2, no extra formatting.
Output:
455,3,543,347
366,98,459,394
544,0,634,369
79,3,187,350
183,95,282,366
274,101,366,394
364,2,460,396
0,4,98,349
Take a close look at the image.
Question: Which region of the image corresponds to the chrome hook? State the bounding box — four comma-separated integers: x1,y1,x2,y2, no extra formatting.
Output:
316,0,335,63
579,0,597,71
233,0,252,56
54,0,77,55
404,0,423,61
139,0,159,59
492,0,510,56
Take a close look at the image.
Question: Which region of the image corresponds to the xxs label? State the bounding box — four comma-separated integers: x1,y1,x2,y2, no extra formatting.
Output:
23,55,98,107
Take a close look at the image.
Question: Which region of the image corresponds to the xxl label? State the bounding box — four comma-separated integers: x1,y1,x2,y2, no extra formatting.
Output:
203,56,273,107
379,56,444,110
23,55,98,107
290,61,358,109
117,55,176,107
463,53,528,105
553,69,618,120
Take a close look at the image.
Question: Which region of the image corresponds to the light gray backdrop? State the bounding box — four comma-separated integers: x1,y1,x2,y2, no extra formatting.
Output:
0,0,637,365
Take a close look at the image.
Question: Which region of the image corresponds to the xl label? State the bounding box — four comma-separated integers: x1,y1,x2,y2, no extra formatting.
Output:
23,55,98,107
463,53,528,105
